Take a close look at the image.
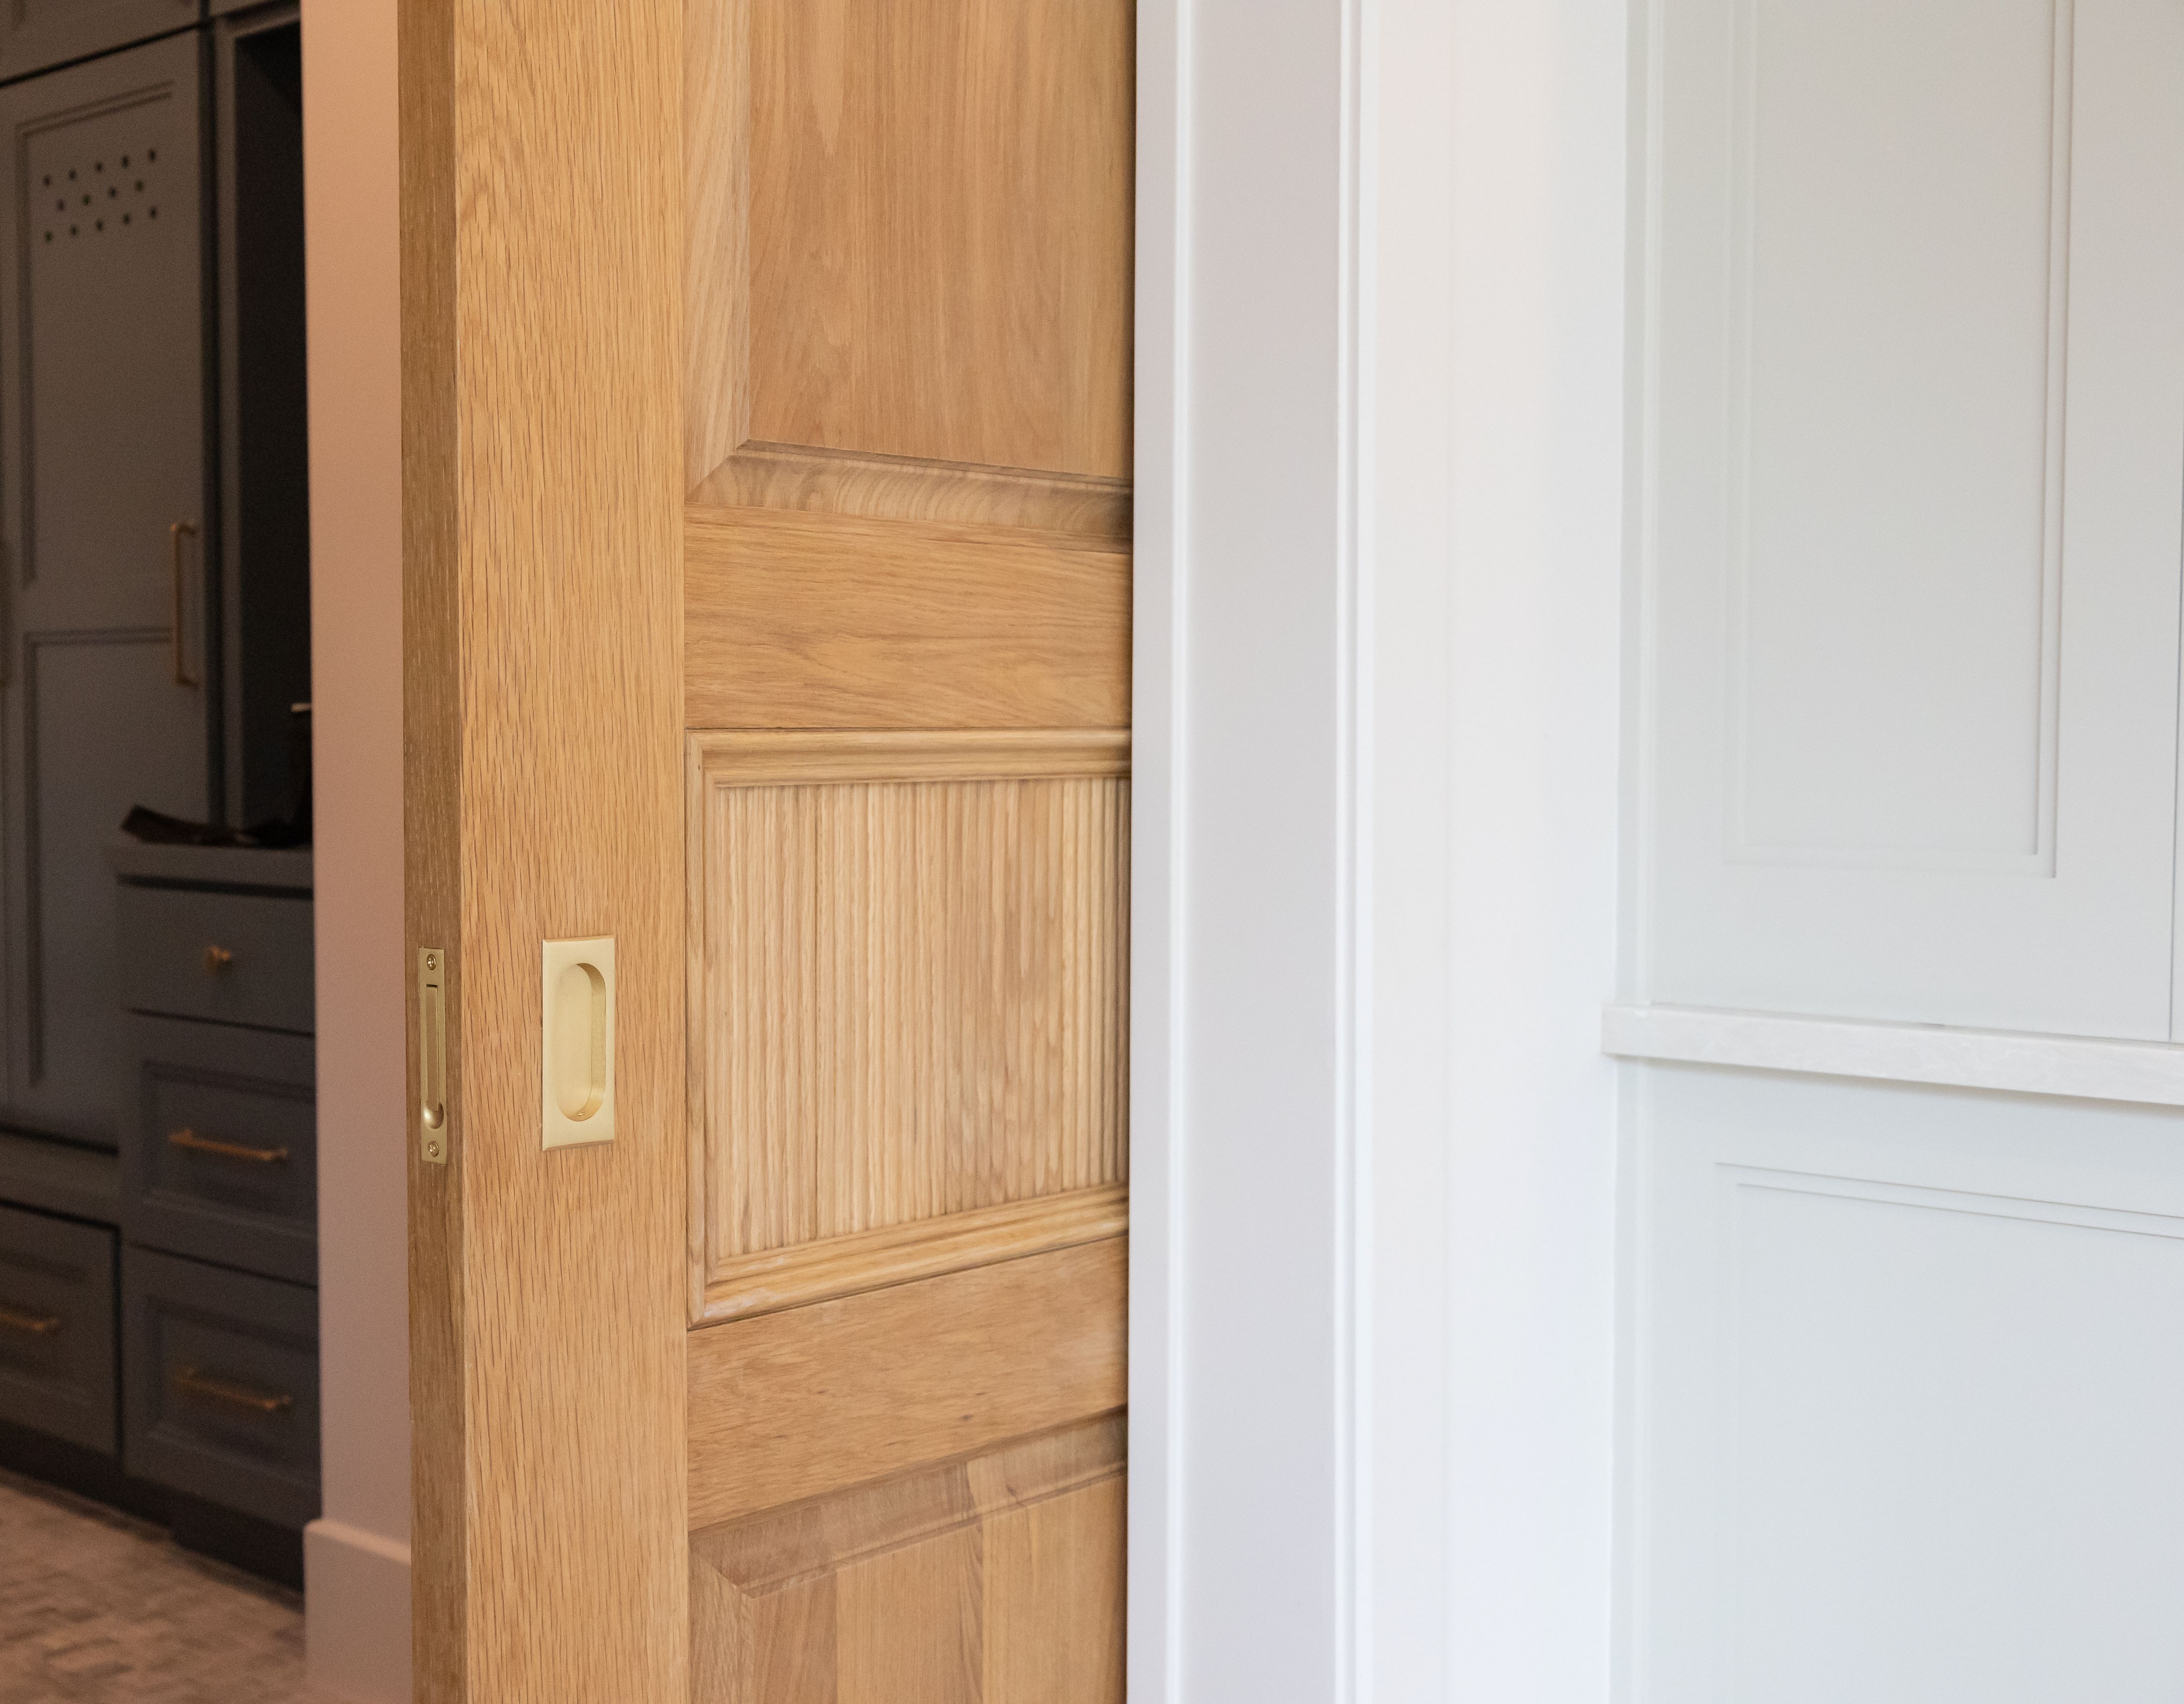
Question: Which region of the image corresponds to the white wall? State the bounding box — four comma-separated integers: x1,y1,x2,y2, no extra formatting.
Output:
300,2,411,1698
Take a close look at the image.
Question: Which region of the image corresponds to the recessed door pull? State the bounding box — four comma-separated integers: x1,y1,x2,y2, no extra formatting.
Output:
419,947,448,1164
542,936,615,1150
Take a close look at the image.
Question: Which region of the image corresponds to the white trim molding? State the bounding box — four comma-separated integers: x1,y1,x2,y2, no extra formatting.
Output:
1135,0,1629,1696
1130,0,1461,1697
1605,1003,2184,1108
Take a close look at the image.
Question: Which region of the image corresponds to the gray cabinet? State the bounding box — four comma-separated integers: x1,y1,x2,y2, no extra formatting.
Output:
113,880,314,1031
0,1200,115,1453
0,11,311,1588
121,1243,316,1529
0,31,210,1146
0,0,199,84
111,839,316,1541
122,1016,314,1284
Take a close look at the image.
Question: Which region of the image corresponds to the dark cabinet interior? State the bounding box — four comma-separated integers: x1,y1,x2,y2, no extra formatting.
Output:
219,16,307,828
0,0,315,1589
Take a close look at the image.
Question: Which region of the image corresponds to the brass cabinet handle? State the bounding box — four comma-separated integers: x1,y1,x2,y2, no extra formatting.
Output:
170,520,200,688
202,944,235,974
168,1127,289,1165
0,1303,60,1337
174,1365,293,1416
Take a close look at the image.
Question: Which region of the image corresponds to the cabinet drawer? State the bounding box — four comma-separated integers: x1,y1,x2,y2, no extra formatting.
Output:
122,1018,314,1285
0,1204,115,1456
115,883,313,1034
122,1247,317,1529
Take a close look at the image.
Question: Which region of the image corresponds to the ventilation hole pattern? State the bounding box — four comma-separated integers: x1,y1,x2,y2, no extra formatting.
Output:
37,142,163,245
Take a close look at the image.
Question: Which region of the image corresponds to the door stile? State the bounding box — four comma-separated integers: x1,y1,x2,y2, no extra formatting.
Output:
400,0,688,1698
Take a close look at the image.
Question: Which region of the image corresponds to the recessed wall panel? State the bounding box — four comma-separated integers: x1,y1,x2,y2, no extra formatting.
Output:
1643,0,2184,1035
1732,0,2061,864
1633,1065,2184,1702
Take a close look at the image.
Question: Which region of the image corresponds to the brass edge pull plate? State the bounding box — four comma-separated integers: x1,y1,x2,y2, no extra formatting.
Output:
0,1304,60,1337
174,1365,293,1416
169,520,200,688
167,1128,289,1165
419,947,448,1165
202,944,235,974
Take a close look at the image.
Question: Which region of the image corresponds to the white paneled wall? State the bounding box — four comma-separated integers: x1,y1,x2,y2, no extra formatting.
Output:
1625,1,2184,1696
1630,1068,2184,1703
1640,0,2184,1039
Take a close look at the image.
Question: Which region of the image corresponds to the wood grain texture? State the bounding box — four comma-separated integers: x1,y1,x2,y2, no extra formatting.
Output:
689,1418,1125,1704
679,0,1133,488
400,0,686,1697
691,443,1132,545
685,507,1131,730
686,731,1129,1312
398,0,463,1688
683,0,747,490
686,1237,1126,1529
698,1181,1127,1325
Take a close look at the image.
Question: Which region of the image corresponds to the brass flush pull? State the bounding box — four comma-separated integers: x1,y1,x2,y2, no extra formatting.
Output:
419,947,448,1165
0,1304,60,1337
169,520,199,688
168,1127,288,1165
174,1365,293,1416
202,944,234,974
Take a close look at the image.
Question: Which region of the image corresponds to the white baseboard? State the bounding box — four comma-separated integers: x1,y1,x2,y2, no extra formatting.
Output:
305,1519,412,1703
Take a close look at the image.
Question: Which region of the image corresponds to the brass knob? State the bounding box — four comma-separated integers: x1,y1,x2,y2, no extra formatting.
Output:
203,945,235,974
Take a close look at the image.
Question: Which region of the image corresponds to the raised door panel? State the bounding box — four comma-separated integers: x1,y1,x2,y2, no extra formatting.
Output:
0,0,198,83
689,1245,1125,1703
688,731,1128,1323
692,1416,1125,1704
683,0,1132,1690
687,0,1131,495
0,32,208,1143
683,0,1132,735
1643,0,2184,1037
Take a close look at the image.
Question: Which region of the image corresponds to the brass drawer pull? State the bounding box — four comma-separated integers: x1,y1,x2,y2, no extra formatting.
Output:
202,944,235,974
174,1365,293,1416
170,520,200,688
168,1128,290,1165
0,1304,60,1337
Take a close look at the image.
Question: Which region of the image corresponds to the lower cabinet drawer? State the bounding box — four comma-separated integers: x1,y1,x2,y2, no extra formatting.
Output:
0,1204,115,1455
122,1017,316,1285
122,1247,319,1529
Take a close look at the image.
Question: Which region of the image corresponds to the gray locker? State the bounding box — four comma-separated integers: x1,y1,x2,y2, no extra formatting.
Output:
0,30,211,1146
0,0,199,85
